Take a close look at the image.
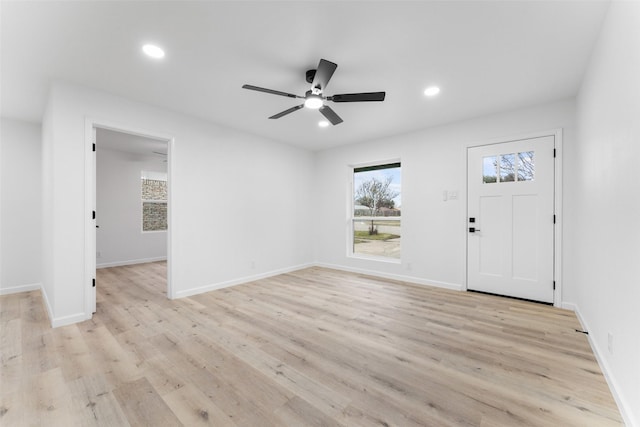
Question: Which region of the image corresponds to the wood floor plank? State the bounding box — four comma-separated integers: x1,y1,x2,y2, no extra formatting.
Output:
19,292,58,377
149,332,284,427
140,354,188,396
0,318,21,394
51,322,100,382
0,262,623,426
66,373,130,426
163,384,237,426
78,325,144,385
0,293,21,323
0,389,22,426
22,367,76,426
204,322,353,419
274,396,348,427
112,376,182,426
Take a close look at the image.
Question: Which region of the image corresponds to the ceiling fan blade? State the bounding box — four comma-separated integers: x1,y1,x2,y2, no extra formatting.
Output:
319,105,343,125
311,59,337,92
269,104,305,119
242,84,301,99
330,92,386,102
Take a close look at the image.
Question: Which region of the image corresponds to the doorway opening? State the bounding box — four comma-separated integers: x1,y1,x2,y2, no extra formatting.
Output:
86,122,173,316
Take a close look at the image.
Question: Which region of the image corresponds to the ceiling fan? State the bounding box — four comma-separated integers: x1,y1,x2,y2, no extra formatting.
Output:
242,58,386,126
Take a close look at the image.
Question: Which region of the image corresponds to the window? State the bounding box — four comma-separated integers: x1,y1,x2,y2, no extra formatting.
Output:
483,151,534,184
141,171,167,232
352,162,401,259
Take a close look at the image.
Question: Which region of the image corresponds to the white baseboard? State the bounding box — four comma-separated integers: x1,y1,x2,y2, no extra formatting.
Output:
314,262,464,292
51,312,89,328
36,283,89,328
571,304,636,427
97,256,167,269
0,282,41,295
174,263,315,299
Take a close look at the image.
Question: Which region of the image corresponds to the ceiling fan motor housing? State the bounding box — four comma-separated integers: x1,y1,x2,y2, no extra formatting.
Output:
305,69,316,84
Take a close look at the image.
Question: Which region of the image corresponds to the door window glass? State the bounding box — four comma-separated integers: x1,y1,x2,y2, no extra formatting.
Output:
483,151,535,183
483,156,497,183
500,153,516,182
517,151,535,181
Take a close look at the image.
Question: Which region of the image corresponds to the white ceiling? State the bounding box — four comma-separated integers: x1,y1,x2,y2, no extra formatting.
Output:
96,127,168,157
1,1,610,150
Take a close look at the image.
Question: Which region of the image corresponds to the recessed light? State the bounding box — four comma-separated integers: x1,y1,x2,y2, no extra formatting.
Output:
142,44,165,59
318,121,330,128
424,86,440,97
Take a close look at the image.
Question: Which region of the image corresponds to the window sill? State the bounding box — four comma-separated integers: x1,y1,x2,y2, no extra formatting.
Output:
348,253,401,264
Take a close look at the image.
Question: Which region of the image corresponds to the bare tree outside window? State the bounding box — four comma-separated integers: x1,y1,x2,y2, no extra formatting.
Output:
355,175,399,235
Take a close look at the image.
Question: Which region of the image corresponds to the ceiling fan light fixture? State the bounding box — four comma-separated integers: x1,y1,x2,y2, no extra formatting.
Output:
318,120,330,128
304,94,323,109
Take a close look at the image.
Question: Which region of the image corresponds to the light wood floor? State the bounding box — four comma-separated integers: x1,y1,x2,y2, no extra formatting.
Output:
1,262,623,426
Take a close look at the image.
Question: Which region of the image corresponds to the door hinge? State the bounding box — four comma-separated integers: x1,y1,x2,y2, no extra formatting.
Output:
92,210,96,220
553,214,556,224
93,143,96,152
92,278,96,288
553,148,556,158
553,281,556,290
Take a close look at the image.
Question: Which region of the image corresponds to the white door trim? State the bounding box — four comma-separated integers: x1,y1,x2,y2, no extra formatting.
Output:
84,118,176,320
465,128,563,307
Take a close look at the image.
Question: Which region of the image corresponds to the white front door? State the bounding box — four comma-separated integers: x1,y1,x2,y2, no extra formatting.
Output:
467,136,555,303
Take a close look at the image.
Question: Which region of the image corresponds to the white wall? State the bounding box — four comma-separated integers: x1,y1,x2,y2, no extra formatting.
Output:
0,118,42,294
96,147,167,268
42,82,314,326
571,2,640,425
314,99,575,295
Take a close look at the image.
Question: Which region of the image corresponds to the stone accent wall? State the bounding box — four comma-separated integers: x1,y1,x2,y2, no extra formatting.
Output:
142,179,167,201
143,202,167,231
142,179,167,231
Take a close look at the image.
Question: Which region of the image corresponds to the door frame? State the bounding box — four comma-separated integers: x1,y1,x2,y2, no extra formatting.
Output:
84,118,175,320
465,129,563,307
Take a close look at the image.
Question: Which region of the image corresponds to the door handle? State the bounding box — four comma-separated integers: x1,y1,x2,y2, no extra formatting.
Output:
469,227,481,233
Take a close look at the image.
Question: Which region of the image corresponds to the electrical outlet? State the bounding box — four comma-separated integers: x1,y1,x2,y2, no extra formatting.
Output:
250,260,256,269
96,251,101,258
406,262,412,271
608,332,613,354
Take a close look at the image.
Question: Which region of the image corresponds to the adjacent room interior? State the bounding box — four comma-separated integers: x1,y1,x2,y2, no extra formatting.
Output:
1,1,638,426
95,128,169,288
